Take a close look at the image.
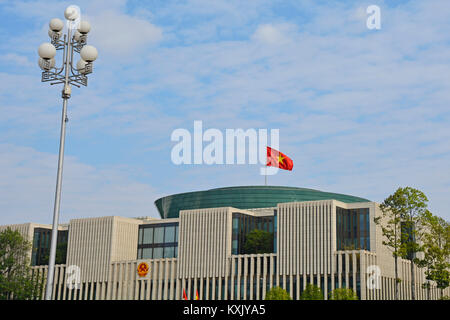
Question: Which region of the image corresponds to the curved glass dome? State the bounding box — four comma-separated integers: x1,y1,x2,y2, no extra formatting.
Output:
154,186,369,219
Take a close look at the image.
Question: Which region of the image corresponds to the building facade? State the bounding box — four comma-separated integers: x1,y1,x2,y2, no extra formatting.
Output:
1,186,447,300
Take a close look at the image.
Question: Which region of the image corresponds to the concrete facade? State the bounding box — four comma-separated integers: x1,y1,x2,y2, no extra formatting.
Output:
1,199,448,300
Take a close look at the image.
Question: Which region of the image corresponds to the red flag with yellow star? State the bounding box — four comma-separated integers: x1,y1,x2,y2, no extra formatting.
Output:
266,146,293,171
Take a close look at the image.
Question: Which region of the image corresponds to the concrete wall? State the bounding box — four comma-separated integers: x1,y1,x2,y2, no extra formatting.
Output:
66,216,141,282
2,199,448,300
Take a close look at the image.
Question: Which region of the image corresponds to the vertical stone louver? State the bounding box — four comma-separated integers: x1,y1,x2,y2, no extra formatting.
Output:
177,207,232,280
66,216,141,283
277,200,335,276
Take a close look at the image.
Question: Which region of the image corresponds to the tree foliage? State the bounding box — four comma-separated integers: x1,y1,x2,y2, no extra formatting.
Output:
300,284,323,300
328,288,359,300
264,286,291,300
416,211,450,298
375,186,429,300
243,229,273,254
0,228,45,300
374,191,404,299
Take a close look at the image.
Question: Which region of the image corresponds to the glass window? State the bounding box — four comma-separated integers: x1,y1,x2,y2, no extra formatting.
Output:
366,213,370,234
175,225,178,242
138,228,143,243
44,232,49,248
154,227,164,244
337,207,370,251
232,217,238,230
142,248,152,259
33,232,40,247
175,246,178,258
164,246,175,258
165,226,175,243
153,247,163,259
143,227,153,244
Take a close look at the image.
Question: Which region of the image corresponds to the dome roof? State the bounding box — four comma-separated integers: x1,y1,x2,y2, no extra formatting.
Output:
154,186,370,219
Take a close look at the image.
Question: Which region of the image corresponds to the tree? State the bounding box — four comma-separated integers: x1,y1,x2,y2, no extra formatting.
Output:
374,193,404,300
300,284,323,300
329,288,359,300
416,211,450,299
264,286,291,300
243,229,273,254
375,186,428,300
0,228,45,300
394,187,428,300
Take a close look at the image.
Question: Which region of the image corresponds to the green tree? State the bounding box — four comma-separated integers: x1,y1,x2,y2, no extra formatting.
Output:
329,288,359,300
395,187,428,300
243,229,273,254
264,286,291,300
374,192,404,300
0,228,45,300
375,187,428,300
416,211,450,299
300,284,323,300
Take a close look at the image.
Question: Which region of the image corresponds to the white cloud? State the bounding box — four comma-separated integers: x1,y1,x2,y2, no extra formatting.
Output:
252,24,292,45
0,53,33,67
1,0,450,223
0,143,162,225
85,10,163,58
1,0,163,58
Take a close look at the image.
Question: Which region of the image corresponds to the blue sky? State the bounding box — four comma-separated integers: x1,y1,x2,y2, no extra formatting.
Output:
0,0,449,224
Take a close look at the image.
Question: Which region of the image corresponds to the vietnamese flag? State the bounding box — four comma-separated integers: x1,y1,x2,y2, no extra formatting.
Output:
266,146,293,171
195,290,199,300
183,288,188,300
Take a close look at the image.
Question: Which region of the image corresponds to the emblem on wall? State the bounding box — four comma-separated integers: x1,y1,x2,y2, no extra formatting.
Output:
137,262,149,277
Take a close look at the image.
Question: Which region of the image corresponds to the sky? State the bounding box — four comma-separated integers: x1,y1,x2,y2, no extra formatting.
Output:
0,0,449,225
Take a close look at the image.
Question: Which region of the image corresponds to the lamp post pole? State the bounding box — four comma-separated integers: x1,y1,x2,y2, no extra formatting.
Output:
38,6,98,300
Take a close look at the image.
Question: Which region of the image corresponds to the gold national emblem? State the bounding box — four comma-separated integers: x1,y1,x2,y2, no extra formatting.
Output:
137,262,149,277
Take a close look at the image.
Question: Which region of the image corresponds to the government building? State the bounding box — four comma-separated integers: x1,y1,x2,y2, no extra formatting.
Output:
0,186,447,300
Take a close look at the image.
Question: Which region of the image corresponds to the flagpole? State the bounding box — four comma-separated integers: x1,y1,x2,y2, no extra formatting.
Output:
265,166,267,186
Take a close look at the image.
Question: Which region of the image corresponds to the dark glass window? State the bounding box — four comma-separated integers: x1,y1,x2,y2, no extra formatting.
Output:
336,207,370,251
31,228,68,266
137,222,179,260
231,212,275,255
232,240,238,252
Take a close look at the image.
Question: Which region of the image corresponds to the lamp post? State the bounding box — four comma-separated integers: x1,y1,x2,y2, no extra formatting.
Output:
38,6,98,300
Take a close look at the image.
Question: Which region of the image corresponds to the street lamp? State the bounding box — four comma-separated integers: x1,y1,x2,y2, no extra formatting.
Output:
38,6,98,300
